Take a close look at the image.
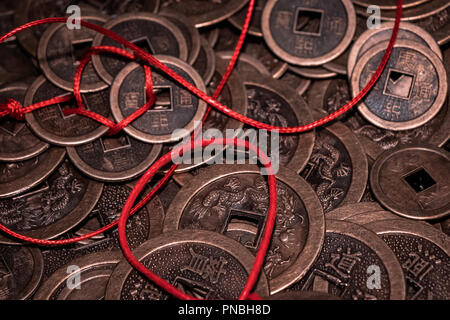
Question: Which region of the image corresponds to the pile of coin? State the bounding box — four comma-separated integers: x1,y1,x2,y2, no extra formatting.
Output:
0,0,448,300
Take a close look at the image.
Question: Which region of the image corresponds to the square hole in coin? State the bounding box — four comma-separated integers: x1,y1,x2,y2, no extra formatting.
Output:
101,134,131,153
293,8,324,36
404,168,436,193
224,209,265,249
131,36,155,55
147,86,173,111
72,39,93,66
384,69,415,100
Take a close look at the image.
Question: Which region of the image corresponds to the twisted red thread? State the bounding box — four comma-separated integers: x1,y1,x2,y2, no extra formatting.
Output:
0,0,404,300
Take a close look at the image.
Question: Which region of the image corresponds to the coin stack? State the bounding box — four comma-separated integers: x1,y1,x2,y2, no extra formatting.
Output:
0,0,448,301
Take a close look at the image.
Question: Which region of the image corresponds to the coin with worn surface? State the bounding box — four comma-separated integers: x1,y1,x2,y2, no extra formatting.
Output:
325,202,383,220
34,251,122,300
73,183,165,246
229,0,266,37
217,51,271,76
0,147,65,199
192,37,216,84
159,10,201,65
370,144,450,220
91,13,188,84
0,84,48,162
164,165,325,294
66,133,162,182
105,230,270,299
287,220,406,300
0,42,38,87
0,159,103,244
364,219,450,300
301,121,368,212
0,245,43,300
24,77,111,146
110,57,207,144
352,40,447,131
14,0,73,56
243,75,315,173
262,0,356,66
160,0,250,28
82,0,160,15
37,14,108,93
347,22,442,77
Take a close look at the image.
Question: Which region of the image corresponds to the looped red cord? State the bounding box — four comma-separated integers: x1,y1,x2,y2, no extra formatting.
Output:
0,0,404,300
117,138,277,300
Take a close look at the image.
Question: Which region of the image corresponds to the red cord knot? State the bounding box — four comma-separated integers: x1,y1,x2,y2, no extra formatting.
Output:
0,99,25,120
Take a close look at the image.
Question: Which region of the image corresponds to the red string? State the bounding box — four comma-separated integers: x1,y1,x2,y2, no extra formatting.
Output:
0,0,404,300
117,138,277,300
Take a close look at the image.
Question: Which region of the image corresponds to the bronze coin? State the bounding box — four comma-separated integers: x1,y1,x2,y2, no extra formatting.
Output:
34,251,122,300
105,230,270,299
364,219,450,300
164,164,325,294
0,245,43,300
287,220,406,300
370,144,450,220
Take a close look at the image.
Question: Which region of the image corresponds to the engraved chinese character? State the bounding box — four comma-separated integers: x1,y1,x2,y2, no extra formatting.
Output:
179,90,192,106
327,17,344,35
325,247,362,279
124,92,140,110
181,247,227,284
275,11,292,30
417,83,433,100
382,100,401,120
397,50,416,70
402,252,434,281
295,38,314,55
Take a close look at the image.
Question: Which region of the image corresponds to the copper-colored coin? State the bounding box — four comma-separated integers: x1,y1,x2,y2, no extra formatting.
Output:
364,219,450,300
34,251,122,300
352,40,447,131
262,0,356,66
164,164,325,294
370,144,450,220
287,220,406,300
105,230,270,299
326,202,384,220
